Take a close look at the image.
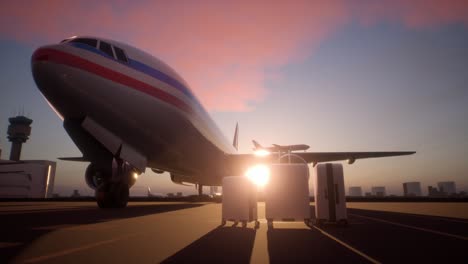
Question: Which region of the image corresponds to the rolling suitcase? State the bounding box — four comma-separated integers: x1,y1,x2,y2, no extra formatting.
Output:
222,176,259,228
265,164,311,228
314,163,348,226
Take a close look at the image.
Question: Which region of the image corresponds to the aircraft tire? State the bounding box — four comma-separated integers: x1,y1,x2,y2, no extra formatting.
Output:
96,182,129,208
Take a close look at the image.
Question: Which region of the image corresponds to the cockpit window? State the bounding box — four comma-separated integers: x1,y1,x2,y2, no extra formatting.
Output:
68,38,97,48
99,41,114,58
113,46,128,63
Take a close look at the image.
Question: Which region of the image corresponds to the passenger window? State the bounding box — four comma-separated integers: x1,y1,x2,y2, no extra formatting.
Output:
114,46,128,63
99,41,114,58
69,38,97,48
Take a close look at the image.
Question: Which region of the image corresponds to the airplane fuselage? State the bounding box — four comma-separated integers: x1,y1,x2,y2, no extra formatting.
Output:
32,37,236,185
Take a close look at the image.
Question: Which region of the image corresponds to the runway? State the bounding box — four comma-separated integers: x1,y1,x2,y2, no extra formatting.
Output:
1,202,467,263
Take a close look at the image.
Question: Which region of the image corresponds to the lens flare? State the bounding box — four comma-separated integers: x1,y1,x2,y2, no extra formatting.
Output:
254,149,270,157
245,164,270,188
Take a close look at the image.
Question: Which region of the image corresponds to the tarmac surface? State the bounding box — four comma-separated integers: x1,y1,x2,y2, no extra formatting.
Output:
1,201,467,263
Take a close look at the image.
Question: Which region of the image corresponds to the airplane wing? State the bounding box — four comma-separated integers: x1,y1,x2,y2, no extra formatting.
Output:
226,151,415,175
293,151,416,164
58,157,90,162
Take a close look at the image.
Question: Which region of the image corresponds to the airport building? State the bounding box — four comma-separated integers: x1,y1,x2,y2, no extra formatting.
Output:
210,186,219,196
0,116,57,198
437,181,456,195
0,160,56,198
348,186,363,197
371,186,386,197
403,182,422,197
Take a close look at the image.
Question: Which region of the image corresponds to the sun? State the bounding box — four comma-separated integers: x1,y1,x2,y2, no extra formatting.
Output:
245,164,270,188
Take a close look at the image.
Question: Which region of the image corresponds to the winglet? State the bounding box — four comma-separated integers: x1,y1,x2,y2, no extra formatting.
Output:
233,123,239,151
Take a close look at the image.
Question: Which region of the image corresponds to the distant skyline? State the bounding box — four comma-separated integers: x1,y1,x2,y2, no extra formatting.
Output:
1,1,467,196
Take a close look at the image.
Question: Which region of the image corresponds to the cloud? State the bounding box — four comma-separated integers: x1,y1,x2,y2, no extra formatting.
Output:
351,0,468,28
1,0,467,111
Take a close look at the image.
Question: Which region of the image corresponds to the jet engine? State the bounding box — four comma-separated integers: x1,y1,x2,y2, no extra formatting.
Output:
85,162,138,189
170,173,192,186
85,163,106,190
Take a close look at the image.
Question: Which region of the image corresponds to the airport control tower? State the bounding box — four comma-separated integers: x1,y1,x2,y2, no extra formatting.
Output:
7,115,33,161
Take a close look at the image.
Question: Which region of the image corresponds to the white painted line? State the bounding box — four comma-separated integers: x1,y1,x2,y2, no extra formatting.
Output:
402,214,468,224
350,213,468,241
22,233,142,263
312,225,381,264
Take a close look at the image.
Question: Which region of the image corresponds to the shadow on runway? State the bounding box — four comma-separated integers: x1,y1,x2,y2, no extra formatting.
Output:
0,203,204,262
162,227,256,264
267,228,364,264
317,207,468,263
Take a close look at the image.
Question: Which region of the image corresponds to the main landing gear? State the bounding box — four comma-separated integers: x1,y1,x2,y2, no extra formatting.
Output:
86,160,137,208
96,182,129,208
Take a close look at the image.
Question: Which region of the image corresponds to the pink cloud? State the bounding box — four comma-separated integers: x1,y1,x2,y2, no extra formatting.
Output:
1,1,467,111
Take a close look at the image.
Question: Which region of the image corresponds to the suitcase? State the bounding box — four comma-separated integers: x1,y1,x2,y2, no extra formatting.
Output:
265,164,311,228
222,176,259,228
313,163,348,226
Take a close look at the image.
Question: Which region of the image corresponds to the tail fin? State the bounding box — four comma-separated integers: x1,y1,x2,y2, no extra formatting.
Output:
232,123,239,151
252,140,262,150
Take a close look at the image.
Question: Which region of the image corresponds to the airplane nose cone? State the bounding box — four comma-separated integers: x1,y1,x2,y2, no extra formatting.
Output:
31,45,86,119
31,45,71,118
31,47,50,63
31,46,56,95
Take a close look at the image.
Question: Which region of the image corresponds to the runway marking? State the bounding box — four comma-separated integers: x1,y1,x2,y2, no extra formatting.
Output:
312,225,381,264
350,213,468,241
400,213,468,224
22,233,141,263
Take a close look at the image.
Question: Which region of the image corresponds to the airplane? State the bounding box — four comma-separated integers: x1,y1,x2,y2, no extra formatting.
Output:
147,187,164,198
31,36,415,208
252,140,310,152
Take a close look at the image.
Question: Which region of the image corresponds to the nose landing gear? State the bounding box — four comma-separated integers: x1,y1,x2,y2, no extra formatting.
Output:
96,182,129,208
88,159,137,209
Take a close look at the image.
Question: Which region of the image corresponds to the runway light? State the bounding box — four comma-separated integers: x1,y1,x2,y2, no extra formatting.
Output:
245,164,270,188
254,149,270,157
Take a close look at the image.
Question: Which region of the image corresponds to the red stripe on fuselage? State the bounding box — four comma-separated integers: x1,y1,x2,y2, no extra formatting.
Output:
32,48,193,114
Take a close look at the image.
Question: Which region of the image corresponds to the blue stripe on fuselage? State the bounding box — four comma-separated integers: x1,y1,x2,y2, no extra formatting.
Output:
66,42,195,100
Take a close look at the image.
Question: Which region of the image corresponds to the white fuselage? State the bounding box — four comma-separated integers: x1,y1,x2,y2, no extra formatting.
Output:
31,36,237,185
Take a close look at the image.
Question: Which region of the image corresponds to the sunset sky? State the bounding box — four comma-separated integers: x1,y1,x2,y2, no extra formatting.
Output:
1,1,467,196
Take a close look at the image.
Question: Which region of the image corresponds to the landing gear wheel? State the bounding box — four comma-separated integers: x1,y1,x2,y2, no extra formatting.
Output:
96,182,129,208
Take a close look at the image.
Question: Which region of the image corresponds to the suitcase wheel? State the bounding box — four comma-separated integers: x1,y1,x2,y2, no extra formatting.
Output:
267,219,274,230
254,221,260,229
315,219,324,227
241,221,247,228
338,219,348,227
